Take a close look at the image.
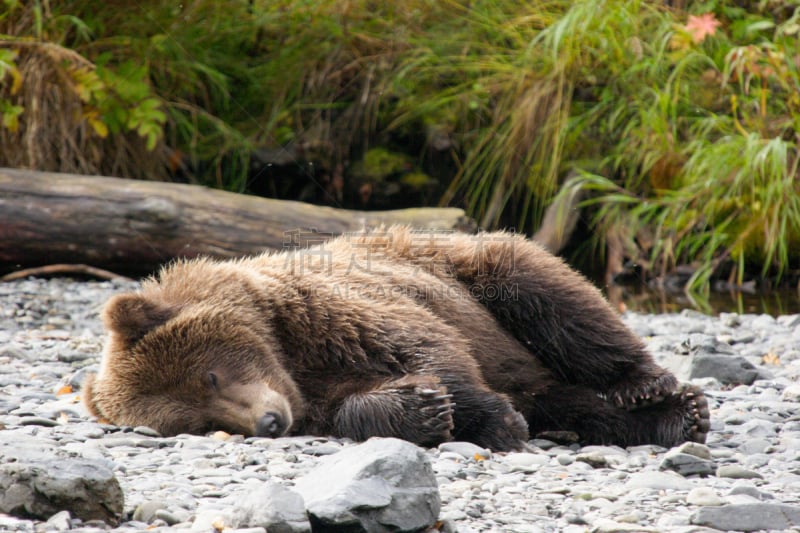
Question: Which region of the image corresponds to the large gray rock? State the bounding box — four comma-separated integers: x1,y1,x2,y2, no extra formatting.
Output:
691,503,800,531
0,458,123,524
294,438,440,532
0,431,123,524
690,354,763,385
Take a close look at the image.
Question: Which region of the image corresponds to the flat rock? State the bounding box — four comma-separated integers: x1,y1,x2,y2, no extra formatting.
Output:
44,510,71,531
294,438,440,532
0,457,123,524
728,482,774,500
437,441,491,460
228,481,310,533
504,452,550,472
686,487,724,506
672,441,711,460
737,437,771,455
626,471,693,491
592,518,659,532
691,503,800,531
659,451,715,477
782,384,800,401
575,452,618,468
690,354,762,385
132,500,167,523
716,465,764,480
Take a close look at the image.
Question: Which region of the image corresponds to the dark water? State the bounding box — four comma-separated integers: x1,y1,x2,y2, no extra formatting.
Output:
607,285,800,317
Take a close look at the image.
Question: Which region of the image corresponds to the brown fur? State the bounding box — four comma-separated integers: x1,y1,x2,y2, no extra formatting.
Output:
84,226,709,450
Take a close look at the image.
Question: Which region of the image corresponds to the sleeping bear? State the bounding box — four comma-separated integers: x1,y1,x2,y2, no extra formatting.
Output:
83,226,710,451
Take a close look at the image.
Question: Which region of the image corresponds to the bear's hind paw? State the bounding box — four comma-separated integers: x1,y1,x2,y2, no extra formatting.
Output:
680,384,711,444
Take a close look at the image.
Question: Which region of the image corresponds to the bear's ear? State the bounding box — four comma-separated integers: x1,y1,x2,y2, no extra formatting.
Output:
102,293,175,343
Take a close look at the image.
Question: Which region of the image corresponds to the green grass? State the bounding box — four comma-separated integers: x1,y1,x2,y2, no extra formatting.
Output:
559,2,800,294
3,0,800,293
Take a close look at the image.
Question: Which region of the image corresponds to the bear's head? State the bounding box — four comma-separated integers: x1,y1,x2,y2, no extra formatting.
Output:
83,292,305,438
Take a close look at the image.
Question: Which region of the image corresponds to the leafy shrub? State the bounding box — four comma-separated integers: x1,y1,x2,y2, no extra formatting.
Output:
2,0,798,292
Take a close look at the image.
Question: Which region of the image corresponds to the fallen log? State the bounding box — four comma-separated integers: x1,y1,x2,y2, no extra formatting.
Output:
0,264,134,282
0,168,473,277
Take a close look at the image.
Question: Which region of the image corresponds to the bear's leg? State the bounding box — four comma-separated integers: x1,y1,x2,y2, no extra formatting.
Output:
443,234,676,408
333,375,456,448
526,384,711,447
439,376,530,451
333,374,530,451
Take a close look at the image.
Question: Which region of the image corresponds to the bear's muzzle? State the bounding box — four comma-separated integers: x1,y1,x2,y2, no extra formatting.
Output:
256,411,287,437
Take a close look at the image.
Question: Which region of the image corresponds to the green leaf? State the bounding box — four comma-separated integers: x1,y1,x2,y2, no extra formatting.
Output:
88,116,109,138
0,48,21,94
1,101,23,132
145,130,158,151
745,20,775,35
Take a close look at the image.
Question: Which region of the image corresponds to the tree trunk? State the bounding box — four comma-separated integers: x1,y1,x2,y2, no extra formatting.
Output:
0,168,473,277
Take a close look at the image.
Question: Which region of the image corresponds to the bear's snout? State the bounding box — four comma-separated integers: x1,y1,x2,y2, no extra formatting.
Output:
256,411,286,437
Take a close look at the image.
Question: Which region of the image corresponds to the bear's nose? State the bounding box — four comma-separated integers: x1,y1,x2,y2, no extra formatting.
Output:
255,412,285,438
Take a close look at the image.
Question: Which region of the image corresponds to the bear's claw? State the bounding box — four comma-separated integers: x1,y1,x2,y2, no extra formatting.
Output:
681,384,710,443
417,386,455,439
604,371,678,410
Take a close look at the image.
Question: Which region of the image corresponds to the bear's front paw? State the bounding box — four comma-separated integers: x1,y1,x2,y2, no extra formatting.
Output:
417,386,455,441
335,375,456,447
381,375,456,446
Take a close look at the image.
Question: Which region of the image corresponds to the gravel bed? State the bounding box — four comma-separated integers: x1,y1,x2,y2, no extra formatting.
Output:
1,278,800,532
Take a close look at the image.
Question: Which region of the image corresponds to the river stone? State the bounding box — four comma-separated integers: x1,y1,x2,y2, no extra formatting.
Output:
716,465,764,480
294,438,440,532
777,314,800,327
155,509,189,526
625,471,693,491
782,383,800,401
504,452,550,472
592,518,659,532
192,509,234,531
0,457,123,524
132,500,167,523
575,452,614,469
686,487,724,506
691,503,800,531
18,416,58,428
228,481,310,532
43,510,71,532
659,451,715,477
690,354,761,385
727,482,774,500
437,441,491,460
672,441,711,460
0,344,33,362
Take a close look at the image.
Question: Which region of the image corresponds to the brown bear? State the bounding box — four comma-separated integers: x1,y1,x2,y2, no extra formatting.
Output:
83,226,710,451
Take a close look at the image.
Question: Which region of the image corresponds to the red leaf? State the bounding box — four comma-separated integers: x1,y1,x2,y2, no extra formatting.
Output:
685,13,721,44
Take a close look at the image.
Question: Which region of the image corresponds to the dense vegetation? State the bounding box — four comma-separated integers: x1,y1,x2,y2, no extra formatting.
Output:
1,0,799,295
